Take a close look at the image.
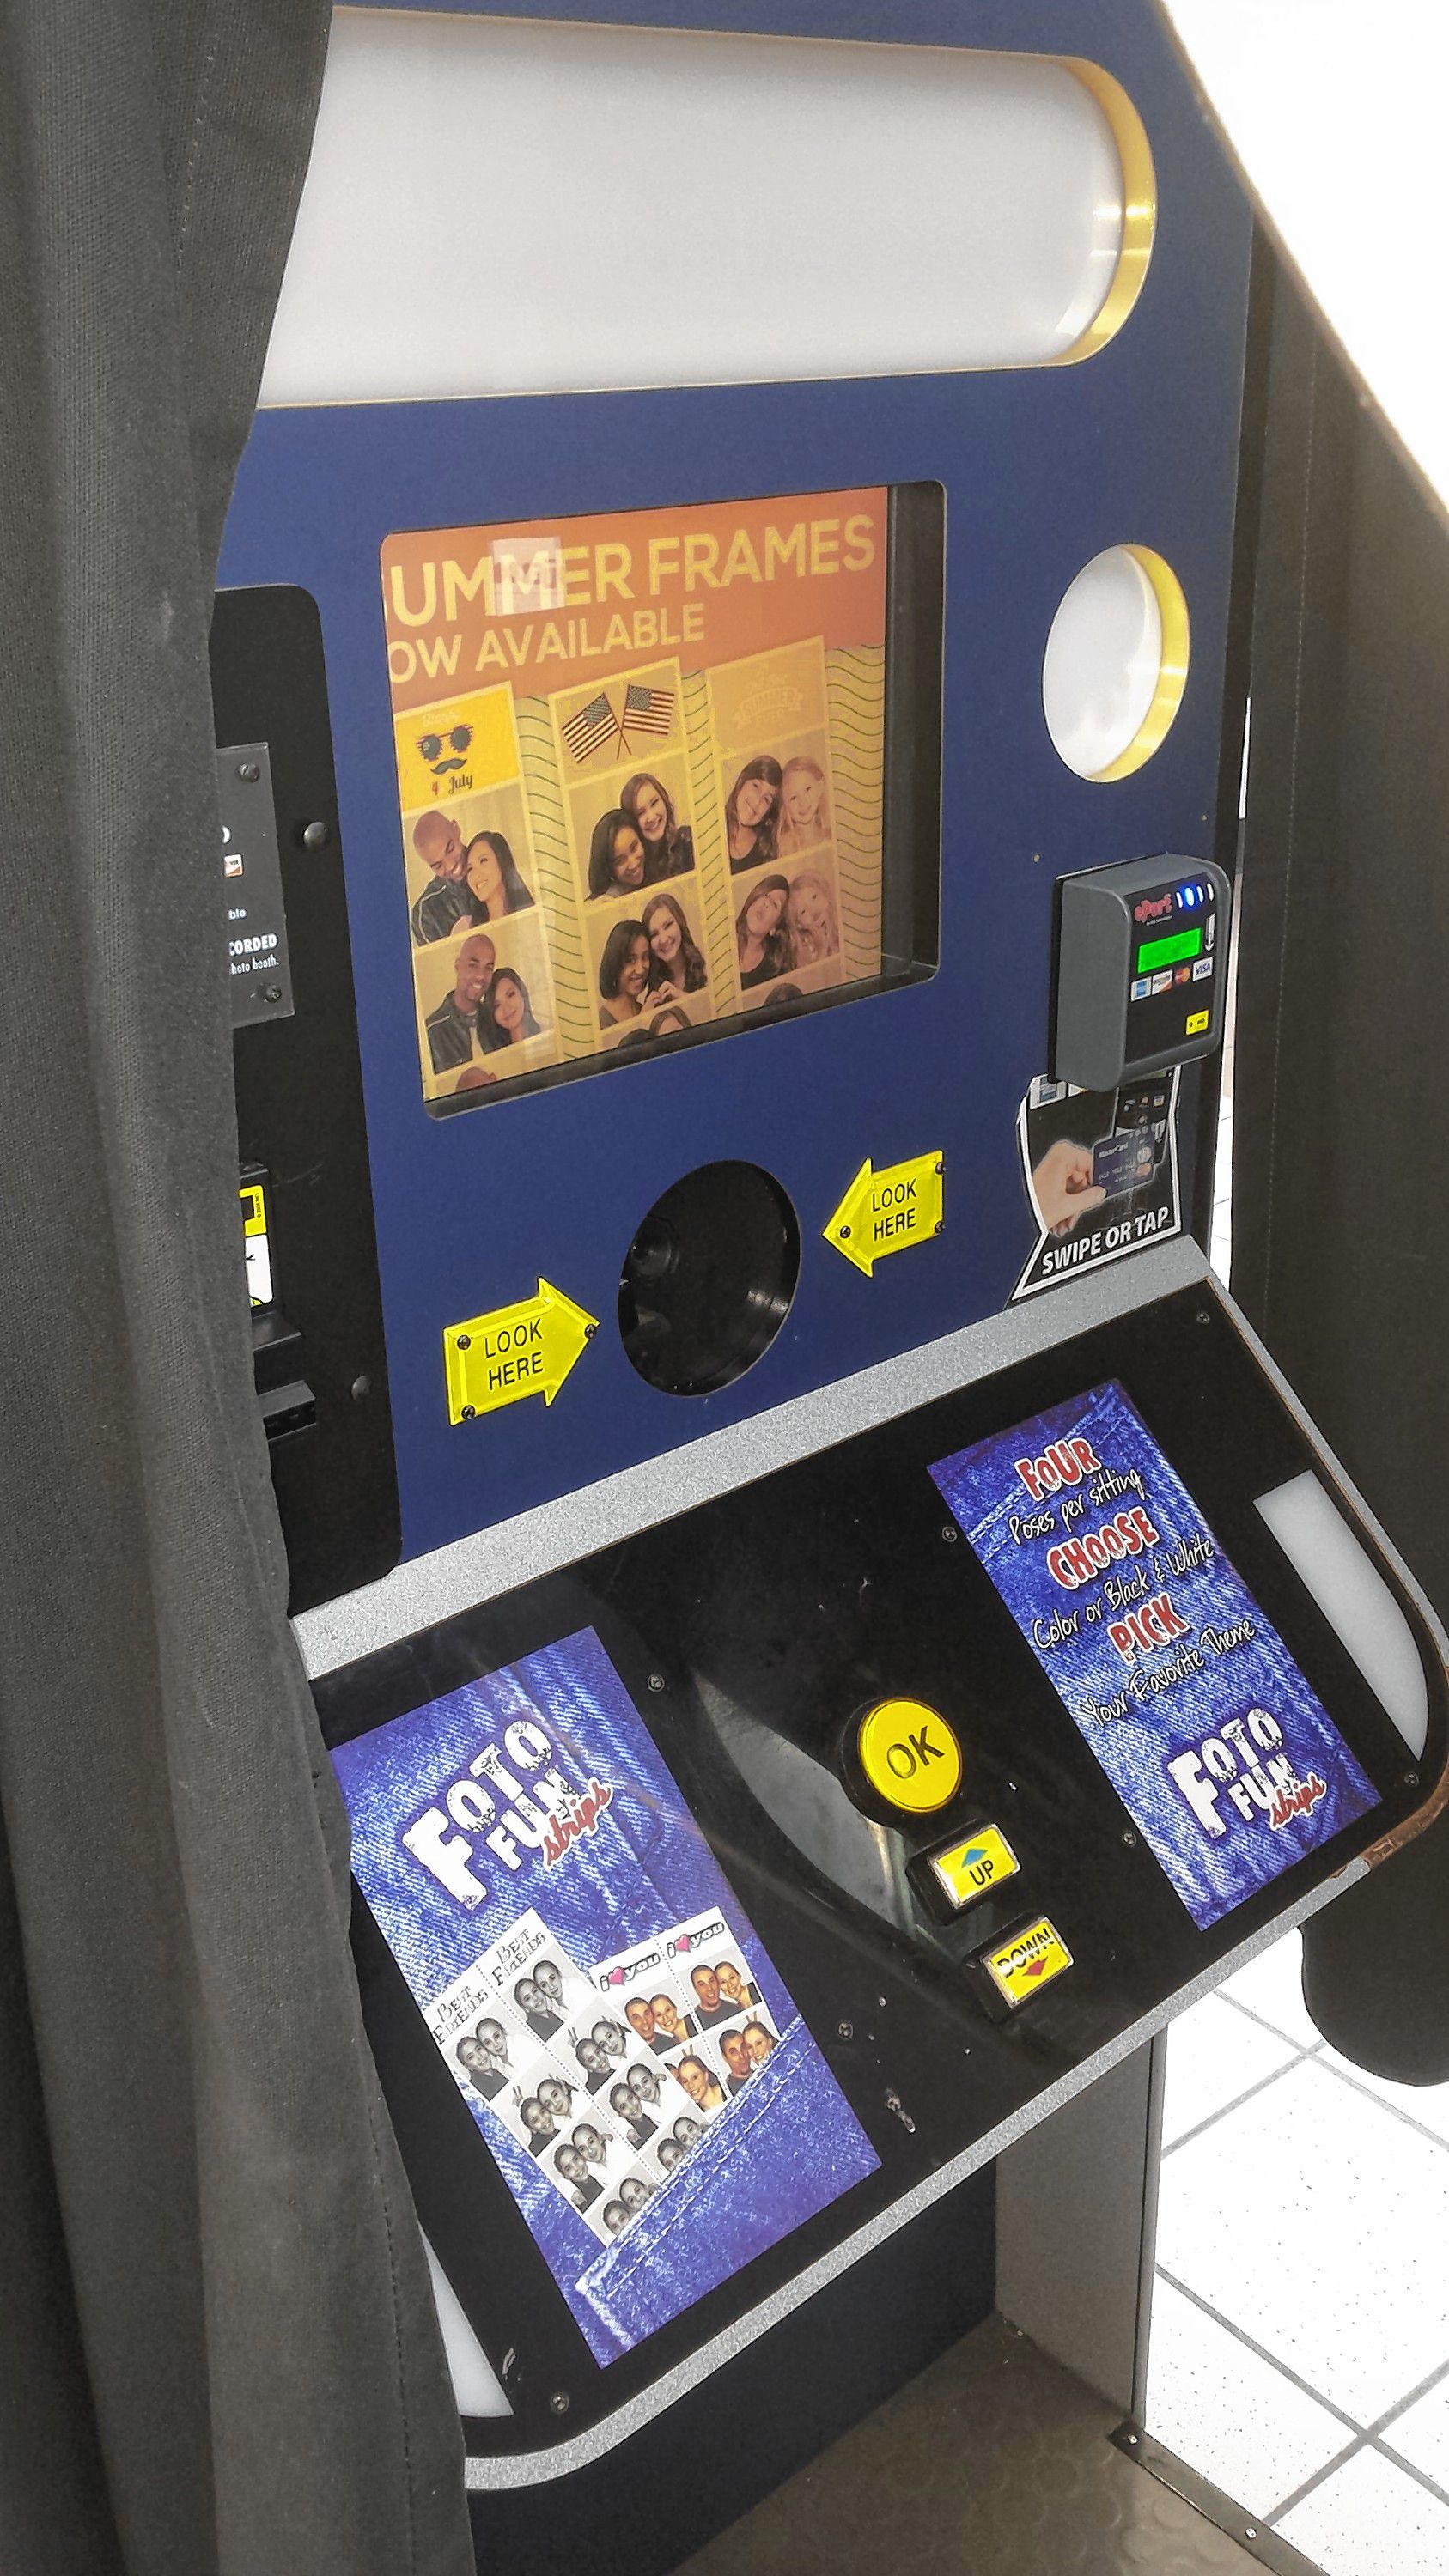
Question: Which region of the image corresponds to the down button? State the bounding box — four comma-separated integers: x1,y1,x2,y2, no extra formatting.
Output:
855,1698,963,1815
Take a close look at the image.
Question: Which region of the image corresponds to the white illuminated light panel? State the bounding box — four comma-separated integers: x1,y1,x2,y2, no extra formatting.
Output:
262,12,1130,406
1042,547,1166,779
1257,1472,1429,1757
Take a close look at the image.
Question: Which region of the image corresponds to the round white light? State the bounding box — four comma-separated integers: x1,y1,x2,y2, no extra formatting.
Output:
1042,544,1190,781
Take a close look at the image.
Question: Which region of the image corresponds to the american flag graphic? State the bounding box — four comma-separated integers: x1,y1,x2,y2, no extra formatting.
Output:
620,683,674,741
562,690,617,763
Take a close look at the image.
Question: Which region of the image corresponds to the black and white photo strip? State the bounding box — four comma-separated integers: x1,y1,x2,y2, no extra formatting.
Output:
428,1916,697,2247
475,1905,595,2043
427,1905,784,2251
599,1909,782,2117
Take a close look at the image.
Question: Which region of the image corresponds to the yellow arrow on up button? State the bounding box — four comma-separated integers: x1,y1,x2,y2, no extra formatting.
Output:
444,1279,597,1425
825,1150,944,1278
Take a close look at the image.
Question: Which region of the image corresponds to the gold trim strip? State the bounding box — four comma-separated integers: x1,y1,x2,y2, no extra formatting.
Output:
1053,58,1159,366
1089,544,1190,783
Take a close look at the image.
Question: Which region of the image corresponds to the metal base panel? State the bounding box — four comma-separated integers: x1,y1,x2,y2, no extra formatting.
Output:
674,2315,1304,2576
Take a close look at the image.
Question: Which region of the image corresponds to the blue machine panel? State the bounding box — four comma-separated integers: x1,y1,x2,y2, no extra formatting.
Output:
220,0,1251,1565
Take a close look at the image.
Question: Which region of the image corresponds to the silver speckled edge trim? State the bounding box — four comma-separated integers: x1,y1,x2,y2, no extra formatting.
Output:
295,1237,1449,2485
461,1871,1359,2488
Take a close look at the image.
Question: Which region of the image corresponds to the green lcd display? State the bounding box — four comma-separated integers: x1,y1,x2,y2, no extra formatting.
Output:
1135,926,1203,975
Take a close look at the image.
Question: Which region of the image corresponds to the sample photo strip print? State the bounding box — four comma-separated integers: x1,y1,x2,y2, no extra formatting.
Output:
490,2051,580,2164
589,878,714,1048
380,492,889,1114
477,1911,594,2032
593,1928,703,2061
576,757,696,902
387,683,563,1104
451,2013,519,2107
413,911,557,1097
694,2002,782,2099
333,1626,880,2366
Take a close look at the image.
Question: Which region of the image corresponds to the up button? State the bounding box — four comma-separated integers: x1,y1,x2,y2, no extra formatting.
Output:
855,1698,963,1815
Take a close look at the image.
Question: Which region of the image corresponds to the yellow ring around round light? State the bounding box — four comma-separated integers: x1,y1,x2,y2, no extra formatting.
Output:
856,1698,964,1815
1086,544,1191,781
1052,59,1158,363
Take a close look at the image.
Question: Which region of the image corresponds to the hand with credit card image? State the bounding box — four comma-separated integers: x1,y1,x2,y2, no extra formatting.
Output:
1091,1130,1157,1200
1031,1137,1107,1237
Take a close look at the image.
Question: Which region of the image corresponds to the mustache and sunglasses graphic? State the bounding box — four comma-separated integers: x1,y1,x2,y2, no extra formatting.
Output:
417,722,474,775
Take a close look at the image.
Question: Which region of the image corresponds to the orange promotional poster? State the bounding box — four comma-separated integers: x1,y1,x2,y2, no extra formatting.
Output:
381,489,889,1109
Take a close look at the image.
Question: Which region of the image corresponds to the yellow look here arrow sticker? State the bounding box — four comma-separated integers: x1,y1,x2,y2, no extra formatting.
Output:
825,1151,944,1277
445,1279,597,1425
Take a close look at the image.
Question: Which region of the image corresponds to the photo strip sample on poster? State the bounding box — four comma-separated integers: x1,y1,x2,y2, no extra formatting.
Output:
332,1629,880,2366
381,489,899,1111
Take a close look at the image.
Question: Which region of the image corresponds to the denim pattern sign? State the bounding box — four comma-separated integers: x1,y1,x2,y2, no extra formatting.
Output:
332,1627,878,2365
930,1382,1379,1929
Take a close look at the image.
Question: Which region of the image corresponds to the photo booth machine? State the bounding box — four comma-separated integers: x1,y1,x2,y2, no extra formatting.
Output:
216,2,1449,2561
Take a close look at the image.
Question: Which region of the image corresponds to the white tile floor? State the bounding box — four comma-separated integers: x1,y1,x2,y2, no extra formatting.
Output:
1147,1931,1449,2570
1149,888,1449,2568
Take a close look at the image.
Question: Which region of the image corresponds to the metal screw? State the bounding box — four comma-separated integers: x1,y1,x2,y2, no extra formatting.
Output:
941,1525,958,1544
548,2391,569,2417
934,1220,943,1233
1196,1308,1212,1325
837,2020,853,2041
1405,1770,1421,1788
585,1322,597,1340
236,760,260,783
456,1334,472,1351
301,818,331,849
1122,1829,1138,1848
1245,2530,1257,2543
461,1405,475,1420
350,1374,370,1402
1125,2432,1139,2447
648,1674,665,1693
840,1224,851,1238
263,985,283,1005
935,1162,944,1176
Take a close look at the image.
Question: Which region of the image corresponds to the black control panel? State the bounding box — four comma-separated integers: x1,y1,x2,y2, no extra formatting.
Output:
213,586,400,1613
314,1283,1443,2451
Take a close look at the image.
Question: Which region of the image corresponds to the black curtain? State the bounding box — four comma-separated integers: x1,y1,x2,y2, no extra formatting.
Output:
1233,274,1449,2081
0,7,472,2569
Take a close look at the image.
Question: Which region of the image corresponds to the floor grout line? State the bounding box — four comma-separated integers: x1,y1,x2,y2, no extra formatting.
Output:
1162,2038,1318,2157
1151,2276,1449,2532
1306,2050,1449,2161
1265,2433,1368,2526
1153,2266,1367,2442
1367,2432,1449,2515
1364,2352,1449,2443
1269,2432,1449,2534
1211,1982,1322,2053
1155,1947,1449,2552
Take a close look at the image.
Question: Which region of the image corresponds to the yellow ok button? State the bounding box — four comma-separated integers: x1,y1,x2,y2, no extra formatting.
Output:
856,1698,962,1814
